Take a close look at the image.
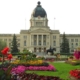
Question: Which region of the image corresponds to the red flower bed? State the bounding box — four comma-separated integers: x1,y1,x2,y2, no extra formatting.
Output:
69,69,80,79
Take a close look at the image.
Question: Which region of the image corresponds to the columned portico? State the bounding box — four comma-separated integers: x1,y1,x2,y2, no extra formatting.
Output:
32,34,47,52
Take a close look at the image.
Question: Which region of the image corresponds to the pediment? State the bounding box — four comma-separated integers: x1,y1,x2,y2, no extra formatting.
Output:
30,29,51,33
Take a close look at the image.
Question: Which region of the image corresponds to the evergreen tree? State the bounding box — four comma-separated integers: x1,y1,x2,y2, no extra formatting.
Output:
11,34,19,54
60,32,70,54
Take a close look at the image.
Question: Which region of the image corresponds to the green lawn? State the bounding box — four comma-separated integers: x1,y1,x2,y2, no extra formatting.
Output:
26,62,80,80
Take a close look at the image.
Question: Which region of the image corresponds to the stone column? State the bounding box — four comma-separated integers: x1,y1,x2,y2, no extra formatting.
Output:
31,35,33,46
42,35,43,46
37,35,38,46
30,35,32,46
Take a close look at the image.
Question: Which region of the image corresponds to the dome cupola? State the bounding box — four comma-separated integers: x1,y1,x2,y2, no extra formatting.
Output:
32,1,47,17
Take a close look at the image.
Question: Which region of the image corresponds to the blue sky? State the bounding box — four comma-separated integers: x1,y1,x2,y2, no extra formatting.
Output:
0,0,80,34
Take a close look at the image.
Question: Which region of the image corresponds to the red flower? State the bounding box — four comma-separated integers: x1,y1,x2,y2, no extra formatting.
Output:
69,69,80,79
1,47,9,55
7,54,12,60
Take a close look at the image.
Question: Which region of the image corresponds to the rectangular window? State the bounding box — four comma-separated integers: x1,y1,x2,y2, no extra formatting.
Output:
53,41,56,46
34,35,37,39
71,43,73,46
71,43,74,48
39,40,41,45
24,36,27,39
39,35,42,39
71,39,74,42
17,39,20,41
34,40,37,45
75,43,78,46
43,41,46,45
24,40,26,46
9,39,11,41
34,48,36,52
75,39,78,42
53,36,56,39
43,35,46,39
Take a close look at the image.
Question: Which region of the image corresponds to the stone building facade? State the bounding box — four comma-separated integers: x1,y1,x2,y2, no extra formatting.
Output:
0,2,80,53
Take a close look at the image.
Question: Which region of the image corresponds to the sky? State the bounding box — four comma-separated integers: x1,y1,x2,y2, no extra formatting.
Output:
0,0,80,34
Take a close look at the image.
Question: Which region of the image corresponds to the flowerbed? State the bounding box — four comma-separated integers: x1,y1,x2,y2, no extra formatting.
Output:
25,65,56,71
65,60,80,65
11,72,62,80
11,59,43,65
11,65,56,74
69,69,80,80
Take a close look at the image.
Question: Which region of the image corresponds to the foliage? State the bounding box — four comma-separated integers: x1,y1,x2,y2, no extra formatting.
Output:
60,32,70,54
0,63,12,80
19,49,37,60
11,34,19,54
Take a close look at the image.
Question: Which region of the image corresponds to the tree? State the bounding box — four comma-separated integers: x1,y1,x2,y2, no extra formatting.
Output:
60,32,70,54
0,40,7,66
0,40,7,54
11,34,19,54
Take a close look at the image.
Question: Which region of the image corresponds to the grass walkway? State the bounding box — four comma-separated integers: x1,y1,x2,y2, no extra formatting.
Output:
26,62,80,80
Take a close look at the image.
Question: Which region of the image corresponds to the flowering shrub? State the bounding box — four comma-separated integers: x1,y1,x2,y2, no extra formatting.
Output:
74,50,80,60
69,69,80,79
11,65,26,74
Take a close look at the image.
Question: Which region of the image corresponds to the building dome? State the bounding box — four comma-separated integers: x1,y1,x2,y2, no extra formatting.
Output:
32,1,47,17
